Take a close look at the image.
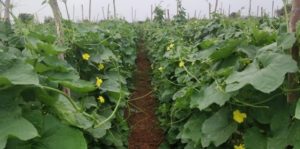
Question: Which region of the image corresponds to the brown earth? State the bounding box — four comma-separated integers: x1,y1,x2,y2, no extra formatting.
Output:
125,41,164,149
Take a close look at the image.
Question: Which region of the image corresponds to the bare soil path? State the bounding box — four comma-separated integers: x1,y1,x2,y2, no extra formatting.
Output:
125,40,164,149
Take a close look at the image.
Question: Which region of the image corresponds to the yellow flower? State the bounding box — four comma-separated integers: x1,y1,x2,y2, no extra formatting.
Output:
97,96,105,104
82,53,90,61
96,77,103,88
98,63,105,70
167,43,175,51
158,66,164,72
179,60,185,68
234,144,245,149
233,110,247,124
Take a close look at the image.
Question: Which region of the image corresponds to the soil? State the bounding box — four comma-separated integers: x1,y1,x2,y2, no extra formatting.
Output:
125,41,164,149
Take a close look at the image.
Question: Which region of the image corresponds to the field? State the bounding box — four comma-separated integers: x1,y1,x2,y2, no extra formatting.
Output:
1,0,300,149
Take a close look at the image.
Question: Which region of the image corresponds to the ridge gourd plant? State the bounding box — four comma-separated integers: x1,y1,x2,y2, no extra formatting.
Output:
143,16,300,149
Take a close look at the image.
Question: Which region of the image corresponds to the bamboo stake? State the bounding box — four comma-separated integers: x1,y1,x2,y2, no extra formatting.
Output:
4,0,10,22
272,0,275,17
48,0,70,95
102,7,105,20
151,5,153,21
72,4,75,21
131,7,133,22
167,9,170,20
209,3,211,18
0,3,3,19
228,5,231,16
62,0,70,20
248,0,252,16
287,0,300,103
81,4,84,20
257,6,259,17
89,0,91,21
113,0,116,18
214,0,218,13
107,4,110,19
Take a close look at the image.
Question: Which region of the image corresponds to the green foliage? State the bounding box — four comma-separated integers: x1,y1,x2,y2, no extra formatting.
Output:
0,20,137,149
18,13,34,24
143,17,300,148
153,6,165,24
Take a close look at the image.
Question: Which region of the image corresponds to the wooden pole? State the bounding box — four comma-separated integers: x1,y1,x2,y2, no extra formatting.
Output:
248,0,252,16
194,10,197,18
176,0,179,15
167,9,170,20
131,7,134,22
151,5,153,21
89,0,91,21
209,3,211,18
102,7,106,20
228,5,231,16
134,9,136,21
261,7,263,17
4,0,10,22
272,0,275,17
81,4,84,20
107,4,110,19
48,0,70,95
0,4,2,20
72,4,75,21
113,0,116,18
62,0,70,20
214,0,218,13
257,6,259,17
287,0,300,103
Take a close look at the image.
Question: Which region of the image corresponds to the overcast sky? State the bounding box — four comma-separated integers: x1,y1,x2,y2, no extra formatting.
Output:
7,0,284,22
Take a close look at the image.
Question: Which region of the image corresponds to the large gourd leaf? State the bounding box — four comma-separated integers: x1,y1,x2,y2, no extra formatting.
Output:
226,52,297,93
0,59,39,85
8,111,88,149
0,89,38,149
35,115,87,149
37,91,94,129
179,113,206,146
201,107,237,147
190,82,231,110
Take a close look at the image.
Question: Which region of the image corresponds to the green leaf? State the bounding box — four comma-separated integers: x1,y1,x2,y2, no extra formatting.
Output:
180,114,206,145
90,47,116,63
36,115,87,149
209,39,240,62
244,127,267,149
37,91,94,129
101,79,121,92
277,32,296,50
0,91,38,149
226,52,297,93
0,59,39,85
201,107,237,147
37,42,68,55
190,83,231,110
23,111,87,149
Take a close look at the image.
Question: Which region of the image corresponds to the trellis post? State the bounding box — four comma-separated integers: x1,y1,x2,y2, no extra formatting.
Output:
288,0,300,103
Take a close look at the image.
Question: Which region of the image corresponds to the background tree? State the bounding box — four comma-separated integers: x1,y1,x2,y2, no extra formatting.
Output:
18,13,34,24
61,0,70,20
153,6,164,24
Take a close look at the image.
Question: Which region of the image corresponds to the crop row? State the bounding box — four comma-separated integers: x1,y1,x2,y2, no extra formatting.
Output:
144,17,300,149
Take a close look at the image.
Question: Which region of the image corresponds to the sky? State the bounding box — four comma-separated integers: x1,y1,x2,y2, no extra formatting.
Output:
4,0,284,22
